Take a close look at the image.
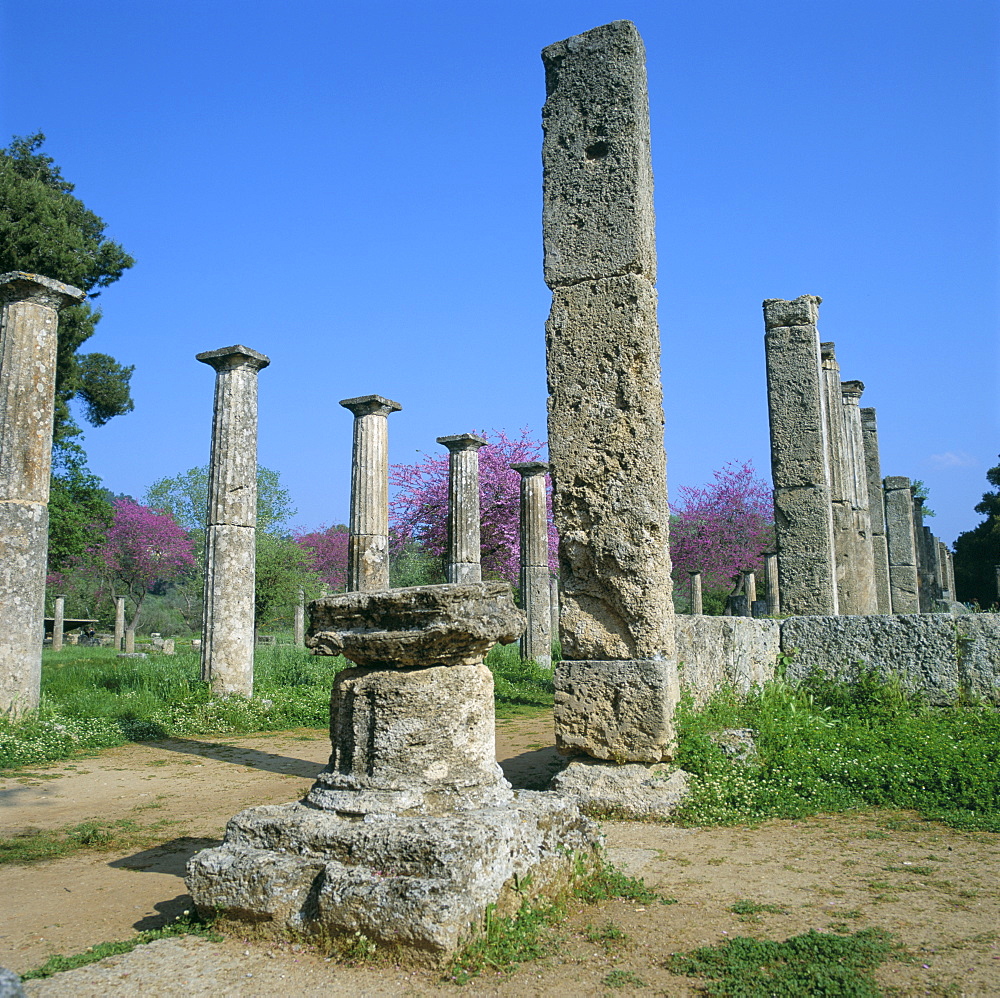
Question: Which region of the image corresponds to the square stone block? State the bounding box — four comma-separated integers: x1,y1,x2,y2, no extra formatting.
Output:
554,659,677,763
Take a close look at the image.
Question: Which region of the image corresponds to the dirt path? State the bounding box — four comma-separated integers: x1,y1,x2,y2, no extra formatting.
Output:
3,714,999,995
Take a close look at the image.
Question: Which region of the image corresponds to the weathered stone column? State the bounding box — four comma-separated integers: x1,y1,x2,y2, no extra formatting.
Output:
340,395,401,592
437,433,488,583
543,21,678,765
883,477,920,613
924,526,944,604
763,296,838,616
860,407,892,613
124,629,135,654
689,571,703,615
197,345,270,696
513,462,552,667
294,589,305,647
912,494,931,611
52,595,65,652
0,272,85,716
762,553,780,616
550,576,560,642
937,540,953,600
114,596,126,652
839,381,878,614
743,570,757,612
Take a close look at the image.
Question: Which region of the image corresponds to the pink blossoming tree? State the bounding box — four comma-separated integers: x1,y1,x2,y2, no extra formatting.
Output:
294,523,350,592
390,428,558,585
669,460,774,606
89,499,195,630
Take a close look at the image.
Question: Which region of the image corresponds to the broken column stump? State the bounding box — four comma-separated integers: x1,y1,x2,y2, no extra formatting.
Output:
186,581,598,963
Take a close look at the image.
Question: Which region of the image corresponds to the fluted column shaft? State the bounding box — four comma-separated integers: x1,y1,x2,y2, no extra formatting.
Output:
860,407,892,613
437,433,487,583
513,462,551,667
52,596,65,652
0,272,84,716
762,553,780,616
115,596,126,651
341,395,401,592
883,477,920,613
689,571,703,615
198,345,270,695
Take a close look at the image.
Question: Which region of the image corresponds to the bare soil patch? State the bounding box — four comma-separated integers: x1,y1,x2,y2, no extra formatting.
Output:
3,713,998,996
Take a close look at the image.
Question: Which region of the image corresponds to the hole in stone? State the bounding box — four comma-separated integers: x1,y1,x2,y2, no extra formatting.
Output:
585,140,609,160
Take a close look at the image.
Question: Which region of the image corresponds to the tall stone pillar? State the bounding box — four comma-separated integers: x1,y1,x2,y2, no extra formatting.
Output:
513,462,552,667
763,296,838,616
762,553,780,616
689,571,703,615
340,395,401,592
543,21,678,765
839,382,878,614
0,272,85,716
197,345,270,696
883,477,920,613
924,526,944,604
114,596,126,652
437,433,488,583
912,494,931,611
52,595,66,652
860,407,892,613
549,576,560,643
742,571,757,615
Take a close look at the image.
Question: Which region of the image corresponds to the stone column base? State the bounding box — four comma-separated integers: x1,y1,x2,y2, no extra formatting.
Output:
550,758,689,819
554,659,678,763
186,794,598,964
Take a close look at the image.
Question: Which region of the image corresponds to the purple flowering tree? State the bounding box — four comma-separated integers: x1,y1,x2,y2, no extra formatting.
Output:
294,524,350,592
390,428,558,584
669,460,775,600
89,499,195,630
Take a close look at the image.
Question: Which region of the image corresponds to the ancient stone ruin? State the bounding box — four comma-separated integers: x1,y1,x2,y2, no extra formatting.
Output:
186,581,597,961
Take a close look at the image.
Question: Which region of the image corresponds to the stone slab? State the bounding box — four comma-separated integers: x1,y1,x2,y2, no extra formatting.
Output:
550,759,688,818
187,794,598,964
674,616,781,706
541,20,656,287
554,659,677,763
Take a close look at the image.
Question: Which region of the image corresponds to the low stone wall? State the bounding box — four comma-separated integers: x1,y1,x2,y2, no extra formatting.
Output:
672,613,1000,706
782,613,1000,705
674,616,780,705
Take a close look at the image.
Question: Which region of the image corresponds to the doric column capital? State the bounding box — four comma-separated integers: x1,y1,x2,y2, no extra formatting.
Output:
762,295,822,330
511,461,549,478
339,394,402,418
437,433,488,452
0,272,85,310
840,380,865,403
196,344,270,372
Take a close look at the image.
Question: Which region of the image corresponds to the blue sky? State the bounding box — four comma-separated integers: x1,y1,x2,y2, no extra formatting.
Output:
3,0,997,546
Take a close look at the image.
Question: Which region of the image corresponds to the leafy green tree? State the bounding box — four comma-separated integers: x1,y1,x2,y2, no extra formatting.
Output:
144,465,296,533
47,456,115,576
911,479,936,518
953,456,1000,607
0,133,136,453
254,533,323,633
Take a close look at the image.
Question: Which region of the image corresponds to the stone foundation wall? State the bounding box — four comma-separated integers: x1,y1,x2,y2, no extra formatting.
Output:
782,614,1000,706
674,616,780,705
671,613,1000,707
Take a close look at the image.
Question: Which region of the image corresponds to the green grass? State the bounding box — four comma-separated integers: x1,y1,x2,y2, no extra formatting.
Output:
664,927,903,996
446,855,673,985
21,912,222,980
672,668,1000,832
0,640,554,770
0,818,166,866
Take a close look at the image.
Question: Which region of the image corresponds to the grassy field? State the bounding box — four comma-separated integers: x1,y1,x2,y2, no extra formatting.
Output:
0,640,555,770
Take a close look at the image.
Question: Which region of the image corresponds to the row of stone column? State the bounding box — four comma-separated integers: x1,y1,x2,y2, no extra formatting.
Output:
339,397,555,665
764,295,954,617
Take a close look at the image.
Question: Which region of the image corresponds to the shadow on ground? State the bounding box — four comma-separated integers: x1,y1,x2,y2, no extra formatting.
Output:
147,738,325,778
500,746,566,790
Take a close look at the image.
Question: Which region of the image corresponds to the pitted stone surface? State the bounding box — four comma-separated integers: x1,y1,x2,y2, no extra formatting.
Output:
306,582,524,668
550,758,688,818
554,659,677,762
308,663,510,815
674,615,781,706
541,21,655,287
438,434,487,584
782,614,1000,705
763,295,838,616
186,794,598,963
546,274,674,660
513,462,552,666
